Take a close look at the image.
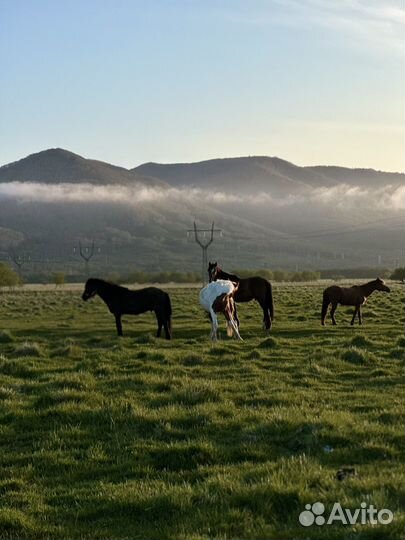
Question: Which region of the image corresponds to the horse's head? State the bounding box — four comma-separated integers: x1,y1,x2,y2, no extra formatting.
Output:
82,278,99,301
208,261,219,282
375,277,390,293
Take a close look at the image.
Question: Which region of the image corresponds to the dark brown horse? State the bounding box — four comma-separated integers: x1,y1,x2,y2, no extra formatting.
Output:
321,277,390,326
82,278,172,338
208,262,274,330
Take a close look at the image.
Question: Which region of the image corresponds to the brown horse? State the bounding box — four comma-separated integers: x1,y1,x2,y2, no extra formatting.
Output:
208,262,274,330
321,277,390,326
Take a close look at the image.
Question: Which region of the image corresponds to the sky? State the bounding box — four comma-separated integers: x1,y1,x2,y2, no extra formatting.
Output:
0,0,404,172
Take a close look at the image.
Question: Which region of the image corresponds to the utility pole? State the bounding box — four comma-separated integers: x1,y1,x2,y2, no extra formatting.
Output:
74,241,99,277
187,222,222,285
8,251,30,280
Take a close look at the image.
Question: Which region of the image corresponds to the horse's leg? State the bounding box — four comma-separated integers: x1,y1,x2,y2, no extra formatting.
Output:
259,299,271,330
163,319,171,340
115,314,123,336
230,318,243,341
210,309,218,341
156,319,163,338
330,303,338,325
155,309,169,338
234,304,240,328
321,293,330,326
358,305,362,325
350,306,358,326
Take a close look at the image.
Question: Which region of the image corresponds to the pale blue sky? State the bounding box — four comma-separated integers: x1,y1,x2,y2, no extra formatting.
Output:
1,0,404,171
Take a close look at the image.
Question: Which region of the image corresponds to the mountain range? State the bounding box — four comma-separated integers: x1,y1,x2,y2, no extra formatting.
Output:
0,148,403,278
134,156,403,194
2,148,402,193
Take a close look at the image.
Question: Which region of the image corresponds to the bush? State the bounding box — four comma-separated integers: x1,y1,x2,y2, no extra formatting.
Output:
125,271,200,284
390,267,405,281
321,267,391,279
52,272,65,286
0,263,19,287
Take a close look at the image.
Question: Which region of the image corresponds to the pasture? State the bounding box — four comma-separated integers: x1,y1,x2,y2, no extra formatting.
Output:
0,282,404,539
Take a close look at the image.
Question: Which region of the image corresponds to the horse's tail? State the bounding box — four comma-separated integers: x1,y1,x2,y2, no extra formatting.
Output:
321,290,329,325
266,281,275,322
165,293,172,333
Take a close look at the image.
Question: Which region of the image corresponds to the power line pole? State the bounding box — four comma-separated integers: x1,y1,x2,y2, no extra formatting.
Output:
8,251,30,280
187,222,222,285
74,241,99,277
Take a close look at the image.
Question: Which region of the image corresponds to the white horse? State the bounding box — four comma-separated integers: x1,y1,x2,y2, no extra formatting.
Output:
199,280,243,341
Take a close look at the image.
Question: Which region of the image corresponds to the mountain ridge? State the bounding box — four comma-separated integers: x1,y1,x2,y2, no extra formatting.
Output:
0,149,403,273
133,155,404,193
0,148,166,187
1,150,403,193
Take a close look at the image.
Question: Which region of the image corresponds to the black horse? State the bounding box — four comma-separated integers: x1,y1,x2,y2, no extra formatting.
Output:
82,278,172,339
208,262,274,330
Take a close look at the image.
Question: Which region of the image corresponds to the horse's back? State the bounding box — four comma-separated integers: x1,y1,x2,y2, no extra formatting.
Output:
235,276,269,302
200,280,234,311
125,286,169,313
323,285,344,302
324,285,363,305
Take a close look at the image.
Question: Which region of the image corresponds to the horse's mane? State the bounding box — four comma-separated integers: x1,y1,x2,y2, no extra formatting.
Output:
90,278,128,291
217,267,241,282
352,278,382,288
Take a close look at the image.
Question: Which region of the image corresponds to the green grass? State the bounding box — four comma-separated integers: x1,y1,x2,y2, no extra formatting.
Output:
0,283,404,539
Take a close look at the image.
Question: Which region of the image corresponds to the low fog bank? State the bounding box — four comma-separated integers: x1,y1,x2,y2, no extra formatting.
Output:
0,181,403,272
0,181,404,211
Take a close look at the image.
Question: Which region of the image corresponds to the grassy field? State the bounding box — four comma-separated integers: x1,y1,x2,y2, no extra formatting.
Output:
0,282,404,539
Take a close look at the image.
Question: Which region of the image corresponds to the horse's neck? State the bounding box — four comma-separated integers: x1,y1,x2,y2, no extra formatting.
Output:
96,281,114,303
358,281,377,298
218,270,240,282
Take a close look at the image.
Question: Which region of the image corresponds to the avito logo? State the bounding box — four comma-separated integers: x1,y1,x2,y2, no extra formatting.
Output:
299,502,393,527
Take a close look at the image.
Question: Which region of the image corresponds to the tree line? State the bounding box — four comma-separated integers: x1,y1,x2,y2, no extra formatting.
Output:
1,263,404,287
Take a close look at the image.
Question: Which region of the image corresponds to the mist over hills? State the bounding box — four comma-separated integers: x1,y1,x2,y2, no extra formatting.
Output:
0,149,403,278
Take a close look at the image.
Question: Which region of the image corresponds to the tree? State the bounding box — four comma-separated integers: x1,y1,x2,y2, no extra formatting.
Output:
52,272,65,287
0,263,19,287
390,267,405,281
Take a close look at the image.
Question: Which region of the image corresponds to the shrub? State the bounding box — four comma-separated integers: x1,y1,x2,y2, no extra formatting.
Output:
390,267,405,281
52,272,65,286
0,263,19,287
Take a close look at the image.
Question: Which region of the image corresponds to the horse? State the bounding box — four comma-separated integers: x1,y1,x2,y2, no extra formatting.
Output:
199,280,242,341
321,277,390,326
82,278,172,338
208,262,274,330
